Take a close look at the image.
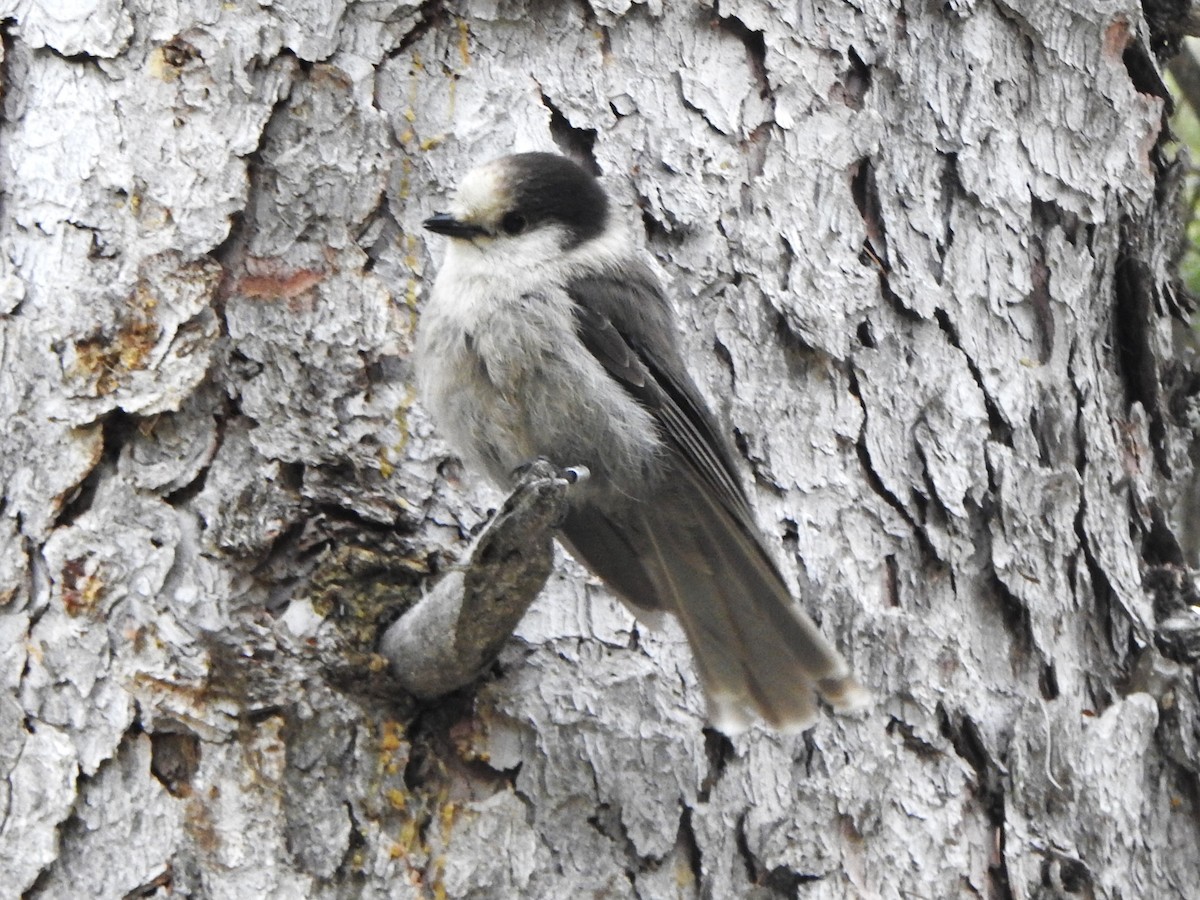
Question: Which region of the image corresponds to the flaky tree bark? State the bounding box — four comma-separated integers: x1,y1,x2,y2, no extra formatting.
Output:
2,0,1199,897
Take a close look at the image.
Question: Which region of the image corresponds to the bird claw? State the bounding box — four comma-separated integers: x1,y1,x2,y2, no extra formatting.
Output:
502,460,590,530
511,458,590,487
511,456,556,481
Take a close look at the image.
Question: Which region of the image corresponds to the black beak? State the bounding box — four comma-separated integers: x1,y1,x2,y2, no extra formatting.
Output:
423,212,488,239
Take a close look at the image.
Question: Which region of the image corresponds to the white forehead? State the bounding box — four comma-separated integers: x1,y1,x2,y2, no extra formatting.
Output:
449,160,510,221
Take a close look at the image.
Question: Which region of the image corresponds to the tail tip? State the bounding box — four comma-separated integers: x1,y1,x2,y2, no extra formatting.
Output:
818,674,873,714
705,694,759,737
703,676,872,736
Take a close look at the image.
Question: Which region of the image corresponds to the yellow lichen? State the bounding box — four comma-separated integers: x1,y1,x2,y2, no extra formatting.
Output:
431,856,448,900
387,788,408,811
378,448,395,479
70,279,166,394
439,801,458,839
456,18,471,65
397,818,420,849
380,721,404,752
147,47,176,82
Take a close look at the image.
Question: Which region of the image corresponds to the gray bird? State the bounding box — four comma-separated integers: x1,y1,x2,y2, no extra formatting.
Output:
416,151,867,733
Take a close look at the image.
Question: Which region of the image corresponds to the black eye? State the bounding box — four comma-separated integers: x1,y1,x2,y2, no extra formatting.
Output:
500,212,527,235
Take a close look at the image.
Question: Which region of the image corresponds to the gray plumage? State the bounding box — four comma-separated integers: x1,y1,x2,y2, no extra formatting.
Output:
416,151,867,733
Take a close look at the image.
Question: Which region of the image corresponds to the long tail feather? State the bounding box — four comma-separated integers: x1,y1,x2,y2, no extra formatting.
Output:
562,467,868,732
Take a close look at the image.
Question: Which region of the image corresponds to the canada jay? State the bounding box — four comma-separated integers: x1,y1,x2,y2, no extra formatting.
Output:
417,151,867,733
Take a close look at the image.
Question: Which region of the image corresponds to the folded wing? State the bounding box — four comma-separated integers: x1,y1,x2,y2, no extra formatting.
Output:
558,266,867,732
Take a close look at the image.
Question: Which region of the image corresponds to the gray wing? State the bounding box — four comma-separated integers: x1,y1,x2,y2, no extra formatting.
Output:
559,265,867,733
565,263,756,531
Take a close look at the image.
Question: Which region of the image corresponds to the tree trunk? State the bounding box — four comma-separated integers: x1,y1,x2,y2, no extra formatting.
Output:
2,1,1198,897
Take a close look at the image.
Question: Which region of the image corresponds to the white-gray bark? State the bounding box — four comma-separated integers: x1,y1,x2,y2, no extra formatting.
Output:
2,0,1199,898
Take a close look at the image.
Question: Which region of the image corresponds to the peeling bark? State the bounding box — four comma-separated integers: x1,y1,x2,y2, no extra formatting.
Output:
1,1,1199,898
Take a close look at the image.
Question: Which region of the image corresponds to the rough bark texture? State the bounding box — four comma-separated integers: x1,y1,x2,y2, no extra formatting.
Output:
2,1,1199,898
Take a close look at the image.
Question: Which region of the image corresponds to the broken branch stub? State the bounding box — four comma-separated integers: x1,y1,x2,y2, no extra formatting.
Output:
379,460,581,698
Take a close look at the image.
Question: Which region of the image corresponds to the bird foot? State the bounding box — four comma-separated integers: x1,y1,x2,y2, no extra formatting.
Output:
511,457,590,486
